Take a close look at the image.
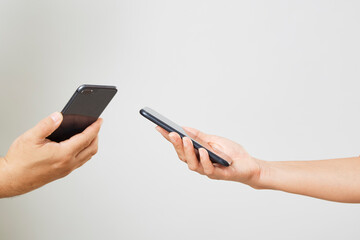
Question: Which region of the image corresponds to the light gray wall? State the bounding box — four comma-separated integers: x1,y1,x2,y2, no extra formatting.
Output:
1,0,360,239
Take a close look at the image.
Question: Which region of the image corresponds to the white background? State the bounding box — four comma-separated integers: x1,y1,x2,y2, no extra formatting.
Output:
0,0,360,239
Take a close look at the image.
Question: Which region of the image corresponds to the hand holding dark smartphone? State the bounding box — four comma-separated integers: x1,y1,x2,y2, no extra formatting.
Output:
48,84,117,142
140,107,230,167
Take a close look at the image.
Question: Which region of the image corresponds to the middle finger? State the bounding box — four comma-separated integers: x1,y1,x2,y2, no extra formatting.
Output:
169,132,186,162
183,137,201,172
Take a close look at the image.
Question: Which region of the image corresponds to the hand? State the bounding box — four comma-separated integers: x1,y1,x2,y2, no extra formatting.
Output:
0,112,102,197
156,126,265,188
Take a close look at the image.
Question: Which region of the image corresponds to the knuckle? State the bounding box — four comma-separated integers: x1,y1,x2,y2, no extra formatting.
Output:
53,159,73,176
188,164,197,171
78,133,92,146
63,151,75,162
174,145,182,152
78,156,92,167
56,152,74,166
60,168,72,178
85,156,92,163
82,137,92,147
207,174,215,180
91,147,98,155
86,137,93,145
207,173,218,180
204,168,214,175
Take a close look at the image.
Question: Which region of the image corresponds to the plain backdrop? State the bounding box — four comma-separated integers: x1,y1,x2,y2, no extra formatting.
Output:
1,0,360,239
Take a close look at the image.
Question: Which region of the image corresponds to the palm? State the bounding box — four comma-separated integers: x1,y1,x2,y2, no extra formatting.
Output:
186,129,259,183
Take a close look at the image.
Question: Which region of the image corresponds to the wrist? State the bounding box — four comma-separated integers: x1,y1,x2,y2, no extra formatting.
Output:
252,160,285,191
0,156,18,198
248,158,274,190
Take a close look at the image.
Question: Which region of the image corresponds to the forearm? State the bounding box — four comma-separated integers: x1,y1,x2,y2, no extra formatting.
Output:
257,156,360,203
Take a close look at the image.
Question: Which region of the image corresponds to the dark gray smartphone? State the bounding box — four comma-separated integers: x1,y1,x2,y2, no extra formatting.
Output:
140,107,230,167
48,84,117,142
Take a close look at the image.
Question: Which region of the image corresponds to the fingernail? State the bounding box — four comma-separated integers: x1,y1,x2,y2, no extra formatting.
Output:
200,148,208,157
50,112,61,124
183,137,188,146
199,148,204,156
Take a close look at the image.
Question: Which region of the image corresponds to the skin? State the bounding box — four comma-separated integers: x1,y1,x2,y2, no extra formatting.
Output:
0,112,102,198
156,126,360,203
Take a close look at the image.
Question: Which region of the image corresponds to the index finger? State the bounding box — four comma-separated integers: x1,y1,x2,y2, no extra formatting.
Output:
155,126,171,141
61,118,103,154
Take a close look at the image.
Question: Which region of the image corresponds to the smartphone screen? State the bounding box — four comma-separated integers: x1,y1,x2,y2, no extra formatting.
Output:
140,107,230,167
48,85,117,142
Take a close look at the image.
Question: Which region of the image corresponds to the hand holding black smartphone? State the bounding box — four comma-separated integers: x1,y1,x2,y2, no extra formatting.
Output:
140,107,230,167
48,84,117,142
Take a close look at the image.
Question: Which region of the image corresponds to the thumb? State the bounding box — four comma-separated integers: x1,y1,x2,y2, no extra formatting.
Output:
27,112,63,140
208,142,233,165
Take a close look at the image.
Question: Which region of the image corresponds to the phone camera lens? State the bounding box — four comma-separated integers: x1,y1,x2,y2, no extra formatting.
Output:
81,89,94,94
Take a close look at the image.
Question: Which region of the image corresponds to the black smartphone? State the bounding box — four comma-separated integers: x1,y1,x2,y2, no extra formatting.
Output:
48,84,117,142
140,107,230,167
